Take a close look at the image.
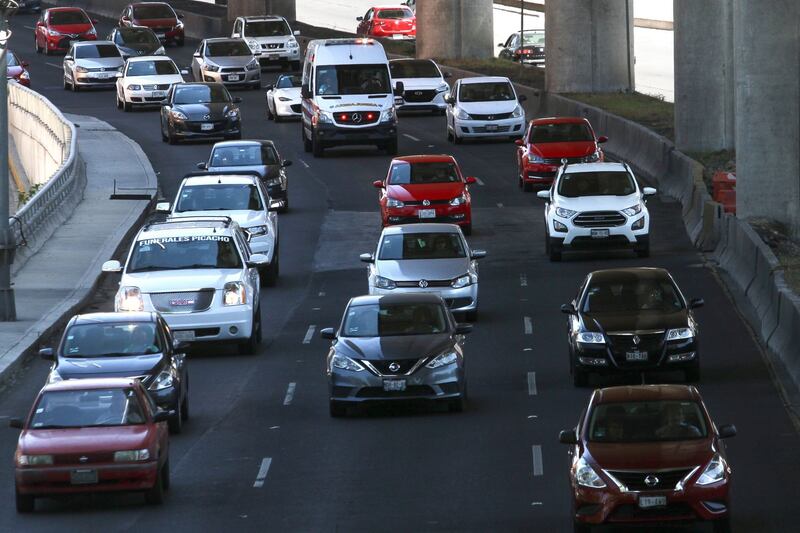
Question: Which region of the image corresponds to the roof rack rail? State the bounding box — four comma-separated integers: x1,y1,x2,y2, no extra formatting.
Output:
143,215,234,231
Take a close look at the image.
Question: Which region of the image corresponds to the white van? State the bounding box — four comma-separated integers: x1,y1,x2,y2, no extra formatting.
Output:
300,38,401,157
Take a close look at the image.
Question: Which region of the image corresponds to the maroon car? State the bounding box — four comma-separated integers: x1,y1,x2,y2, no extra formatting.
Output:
559,385,736,532
10,378,170,512
7,51,31,87
119,2,185,46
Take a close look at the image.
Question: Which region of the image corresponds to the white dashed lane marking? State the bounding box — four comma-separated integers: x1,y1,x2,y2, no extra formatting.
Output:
302,325,316,344
520,274,527,287
253,458,272,488
524,316,533,335
531,445,543,476
402,133,421,142
527,372,537,395
283,382,296,405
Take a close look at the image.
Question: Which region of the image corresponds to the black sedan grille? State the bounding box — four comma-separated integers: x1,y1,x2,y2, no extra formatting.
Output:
607,331,665,366
469,112,513,121
365,358,421,375
403,89,437,103
607,468,695,492
150,290,214,313
573,211,626,228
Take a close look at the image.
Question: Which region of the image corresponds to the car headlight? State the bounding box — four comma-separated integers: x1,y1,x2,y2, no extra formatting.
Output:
511,105,524,118
456,108,471,120
576,332,605,344
247,39,260,54
386,197,404,208
86,28,97,36
127,84,142,91
246,225,269,237
20,71,30,80
331,354,365,372
575,456,606,488
374,275,396,290
148,370,174,391
116,286,144,312
435,83,449,93
696,454,727,486
203,63,220,72
451,273,476,289
449,192,467,206
246,58,260,71
226,108,240,119
113,449,151,462
527,152,544,163
316,110,333,124
287,39,299,49
17,454,54,466
426,350,458,369
584,150,601,162
171,109,188,120
666,327,694,341
47,370,62,384
622,204,643,217
48,28,63,36
555,207,577,219
75,66,89,73
381,107,396,122
278,96,292,102
223,281,246,306
155,46,166,55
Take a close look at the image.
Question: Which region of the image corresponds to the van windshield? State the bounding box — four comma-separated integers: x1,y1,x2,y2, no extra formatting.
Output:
315,64,391,95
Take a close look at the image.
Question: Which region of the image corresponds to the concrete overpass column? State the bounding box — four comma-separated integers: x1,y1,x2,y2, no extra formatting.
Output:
674,0,734,152
545,0,634,93
227,0,296,22
416,0,494,60
734,0,800,236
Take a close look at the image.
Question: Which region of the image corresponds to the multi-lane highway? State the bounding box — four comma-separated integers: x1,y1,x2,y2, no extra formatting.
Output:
0,9,797,532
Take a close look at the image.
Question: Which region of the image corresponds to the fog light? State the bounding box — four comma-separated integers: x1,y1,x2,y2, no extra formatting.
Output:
229,326,238,335
578,356,608,366
668,352,696,362
553,220,568,233
632,217,645,230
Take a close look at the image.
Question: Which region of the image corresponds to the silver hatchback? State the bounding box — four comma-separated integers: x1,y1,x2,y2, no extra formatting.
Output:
63,41,123,91
191,38,261,89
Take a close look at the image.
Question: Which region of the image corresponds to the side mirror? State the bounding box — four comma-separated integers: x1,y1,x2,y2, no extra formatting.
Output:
293,30,301,36
372,180,384,189
536,190,550,199
64,55,73,62
180,68,189,76
359,253,374,263
247,253,270,267
232,33,241,38
8,418,23,430
689,297,705,309
470,250,487,259
155,201,171,213
320,327,336,340
193,52,201,58
642,186,657,196
301,84,311,99
561,303,576,315
497,43,505,47
264,84,273,91
718,424,737,439
455,323,473,335
92,19,99,24
394,81,404,95
153,409,173,423
282,160,293,167
356,16,364,21
518,94,527,103
445,94,456,105
232,96,242,104
21,61,29,68
597,135,608,144
177,13,185,20
115,71,123,78
39,347,54,360
268,199,284,212
443,71,452,79
514,138,524,146
559,429,578,444
173,338,188,352
196,162,207,170
465,176,477,185
121,16,130,22
102,260,122,273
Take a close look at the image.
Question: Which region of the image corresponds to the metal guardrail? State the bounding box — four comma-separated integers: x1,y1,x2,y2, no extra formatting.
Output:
7,82,86,273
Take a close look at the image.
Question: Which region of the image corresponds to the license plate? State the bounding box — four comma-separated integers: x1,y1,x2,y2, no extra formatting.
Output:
152,90,166,98
228,74,240,81
201,123,214,131
418,209,436,219
392,34,405,40
485,124,499,132
626,350,648,362
70,469,98,485
174,330,195,342
269,54,279,60
98,72,113,78
638,495,667,508
591,229,610,239
383,379,407,391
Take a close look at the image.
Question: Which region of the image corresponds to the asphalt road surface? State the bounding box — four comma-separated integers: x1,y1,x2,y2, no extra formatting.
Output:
0,10,795,533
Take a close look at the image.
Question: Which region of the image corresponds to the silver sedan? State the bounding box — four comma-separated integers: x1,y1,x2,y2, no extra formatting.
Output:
191,38,261,90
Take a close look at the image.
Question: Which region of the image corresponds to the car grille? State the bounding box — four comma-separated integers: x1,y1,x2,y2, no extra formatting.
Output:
573,211,626,228
542,156,591,165
150,290,214,313
356,385,435,398
469,112,513,121
333,111,380,125
290,104,301,112
470,125,511,133
262,43,284,49
607,331,665,366
142,84,171,90
403,89,437,103
84,66,121,73
364,358,422,375
395,279,453,288
607,468,695,492
221,67,246,73
403,199,450,206
54,452,115,465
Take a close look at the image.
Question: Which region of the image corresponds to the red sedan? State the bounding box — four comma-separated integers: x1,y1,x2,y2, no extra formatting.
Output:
559,385,736,533
374,155,476,235
34,7,98,55
119,2,185,46
515,117,607,191
7,51,31,87
10,378,170,512
357,5,416,40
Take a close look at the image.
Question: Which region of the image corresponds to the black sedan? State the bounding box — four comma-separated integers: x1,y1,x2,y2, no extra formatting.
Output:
562,267,703,386
39,311,189,433
498,29,545,65
320,293,471,417
107,26,164,60
160,82,242,144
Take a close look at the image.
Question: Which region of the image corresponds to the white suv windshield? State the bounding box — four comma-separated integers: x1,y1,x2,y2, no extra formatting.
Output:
459,82,514,102
558,171,636,197
128,235,242,272
175,184,263,212
245,20,290,36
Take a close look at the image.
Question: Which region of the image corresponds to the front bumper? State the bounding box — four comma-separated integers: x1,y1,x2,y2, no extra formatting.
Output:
329,361,464,404
74,73,119,87
16,462,159,496
398,91,447,111
201,69,261,87
143,300,254,343
370,283,478,313
382,204,471,227
273,98,302,117
549,214,649,247
574,337,698,373
124,88,170,105
47,33,97,52
521,162,560,185
315,121,397,147
257,47,301,66
454,116,526,138
171,117,241,140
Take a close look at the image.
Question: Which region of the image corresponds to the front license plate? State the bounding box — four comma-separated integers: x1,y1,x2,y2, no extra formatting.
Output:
591,228,610,239
638,495,667,508
269,54,279,60
383,379,407,392
228,74,241,81
626,350,648,362
485,124,499,132
200,123,214,131
152,91,166,98
174,330,195,342
70,469,98,485
418,209,436,219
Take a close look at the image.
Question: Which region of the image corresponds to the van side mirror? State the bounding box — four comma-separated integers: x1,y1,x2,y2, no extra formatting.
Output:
301,84,311,99
559,429,578,444
320,327,336,340
394,81,404,95
39,348,54,360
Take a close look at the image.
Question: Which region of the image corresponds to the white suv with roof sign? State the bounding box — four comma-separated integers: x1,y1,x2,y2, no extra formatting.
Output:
157,172,280,285
445,76,527,143
231,15,301,70
537,162,657,261
102,217,267,354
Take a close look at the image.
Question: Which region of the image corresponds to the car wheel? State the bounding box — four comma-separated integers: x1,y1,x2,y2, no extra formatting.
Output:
302,125,312,153
635,239,650,258
71,79,79,92
123,100,132,112
312,133,325,157
167,128,177,145
63,77,70,91
43,43,49,56
462,223,472,236
261,247,279,286
453,131,463,144
144,463,166,504
449,395,467,413
447,128,454,142
385,137,398,155
116,94,123,109
329,400,347,417
685,359,701,382
161,458,171,491
160,119,168,142
167,407,182,434
266,102,274,120
35,38,41,54
549,238,562,262
238,309,261,355
712,517,731,533
180,391,189,421
15,489,34,513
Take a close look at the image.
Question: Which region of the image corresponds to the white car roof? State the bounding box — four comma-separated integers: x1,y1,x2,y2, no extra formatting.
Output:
213,140,263,148
75,40,115,47
182,175,259,187
460,76,511,85
308,39,387,66
126,55,174,63
382,223,462,235
138,218,239,240
241,15,286,21
562,162,628,173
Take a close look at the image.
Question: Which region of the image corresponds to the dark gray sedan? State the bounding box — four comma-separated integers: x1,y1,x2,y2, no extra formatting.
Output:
320,293,470,416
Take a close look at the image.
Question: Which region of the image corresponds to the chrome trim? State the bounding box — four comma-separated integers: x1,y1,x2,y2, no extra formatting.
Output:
360,357,429,378
607,330,665,336
602,465,700,494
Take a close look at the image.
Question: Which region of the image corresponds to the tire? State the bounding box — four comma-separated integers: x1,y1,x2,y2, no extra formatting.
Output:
329,400,347,417
15,489,34,513
238,309,261,355
465,309,478,322
712,517,732,533
312,133,324,157
453,131,463,144
180,390,189,421
167,407,182,434
63,77,70,91
144,463,166,505
43,42,49,56
462,223,472,236
161,459,171,491
35,38,41,54
266,101,274,120
116,94,123,109
549,239,562,262
123,100,132,112
71,80,80,92
449,395,467,413
160,119,168,142
167,127,177,145
385,137,398,155
262,246,279,286
685,359,701,382
636,238,650,258
302,126,312,153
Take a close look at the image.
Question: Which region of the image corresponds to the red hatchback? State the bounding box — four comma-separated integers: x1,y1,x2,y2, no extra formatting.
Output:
34,7,97,55
10,378,171,512
374,155,476,234
7,51,31,87
515,117,607,191
560,385,736,533
119,2,185,46
357,5,416,40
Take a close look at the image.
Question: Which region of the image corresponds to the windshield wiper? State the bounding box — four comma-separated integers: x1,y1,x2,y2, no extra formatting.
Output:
32,424,73,429
129,266,171,272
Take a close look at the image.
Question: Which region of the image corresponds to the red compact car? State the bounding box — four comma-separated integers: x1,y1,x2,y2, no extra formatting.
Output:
119,2,185,46
34,7,98,55
357,5,416,40
7,51,31,87
559,385,736,533
10,378,171,512
374,155,476,234
515,117,607,191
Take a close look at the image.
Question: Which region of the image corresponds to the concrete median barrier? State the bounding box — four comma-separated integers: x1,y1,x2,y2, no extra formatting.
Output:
767,286,800,392
745,232,782,339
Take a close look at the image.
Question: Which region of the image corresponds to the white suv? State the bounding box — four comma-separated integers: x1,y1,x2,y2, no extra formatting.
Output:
231,15,301,71
157,172,280,285
102,217,267,354
537,162,656,261
445,76,527,143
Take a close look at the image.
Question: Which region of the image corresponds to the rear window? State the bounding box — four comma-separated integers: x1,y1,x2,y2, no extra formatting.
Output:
389,161,460,184
459,82,514,102
379,233,466,260
376,8,413,19
531,122,593,143
589,401,708,443
175,184,263,212
390,60,440,79
75,44,121,59
557,171,636,197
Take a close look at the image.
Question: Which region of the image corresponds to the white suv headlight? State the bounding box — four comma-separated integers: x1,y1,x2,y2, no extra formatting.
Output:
576,332,605,344
456,108,471,120
575,456,606,488
696,454,727,486
666,328,694,341
247,39,260,53
287,39,299,49
426,351,458,369
116,286,144,312
555,207,577,219
331,354,365,372
223,282,246,306
622,204,643,217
